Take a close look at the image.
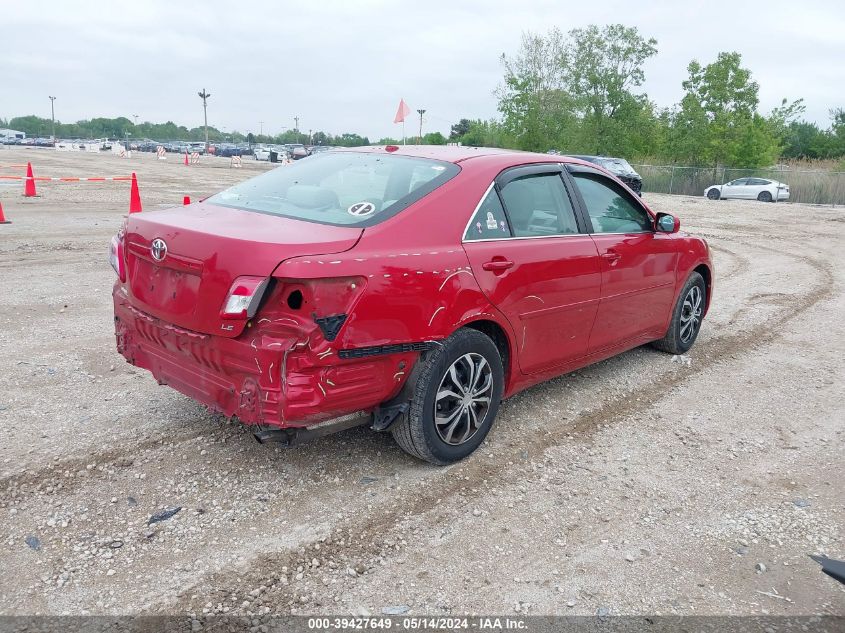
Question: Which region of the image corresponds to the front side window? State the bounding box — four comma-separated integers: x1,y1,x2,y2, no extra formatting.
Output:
499,173,579,237
208,152,459,226
571,173,652,234
464,189,512,241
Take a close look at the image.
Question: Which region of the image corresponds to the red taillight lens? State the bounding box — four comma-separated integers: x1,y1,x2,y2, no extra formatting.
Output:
109,235,126,282
221,276,269,320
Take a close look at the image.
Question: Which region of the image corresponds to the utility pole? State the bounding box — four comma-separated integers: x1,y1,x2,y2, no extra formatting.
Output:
294,116,299,143
48,96,56,140
198,89,211,149
417,109,426,144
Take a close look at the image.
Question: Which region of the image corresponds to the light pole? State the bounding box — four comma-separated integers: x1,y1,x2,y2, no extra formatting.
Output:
417,109,426,143
198,89,211,148
49,96,56,140
133,114,139,126
259,121,264,137
294,116,300,143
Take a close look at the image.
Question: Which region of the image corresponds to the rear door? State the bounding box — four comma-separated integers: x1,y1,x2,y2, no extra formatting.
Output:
462,165,601,374
565,165,678,352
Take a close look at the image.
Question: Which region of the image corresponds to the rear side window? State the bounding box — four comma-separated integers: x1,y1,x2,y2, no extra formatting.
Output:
571,173,652,233
464,190,512,240
499,173,579,237
208,152,459,227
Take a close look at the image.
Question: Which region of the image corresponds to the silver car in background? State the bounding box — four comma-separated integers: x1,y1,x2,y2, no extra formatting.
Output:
705,178,789,202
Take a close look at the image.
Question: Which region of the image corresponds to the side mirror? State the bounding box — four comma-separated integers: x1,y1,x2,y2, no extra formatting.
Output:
656,213,680,233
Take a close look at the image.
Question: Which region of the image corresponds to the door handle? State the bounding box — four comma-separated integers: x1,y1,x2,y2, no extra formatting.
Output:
482,259,514,272
601,251,621,263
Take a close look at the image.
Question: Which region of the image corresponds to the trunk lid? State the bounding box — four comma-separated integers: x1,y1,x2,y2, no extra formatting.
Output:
123,202,362,337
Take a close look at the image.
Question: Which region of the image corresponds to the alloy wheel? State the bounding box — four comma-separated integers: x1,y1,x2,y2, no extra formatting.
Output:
680,285,703,343
433,353,494,445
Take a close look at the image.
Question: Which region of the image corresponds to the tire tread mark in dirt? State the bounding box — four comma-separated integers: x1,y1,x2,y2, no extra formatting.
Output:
0,424,224,501
156,237,835,614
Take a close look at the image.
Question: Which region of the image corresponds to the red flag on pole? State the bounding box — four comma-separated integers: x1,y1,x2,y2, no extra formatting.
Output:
393,99,411,124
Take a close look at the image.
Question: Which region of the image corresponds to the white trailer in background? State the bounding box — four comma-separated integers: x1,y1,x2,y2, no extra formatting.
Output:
0,129,26,141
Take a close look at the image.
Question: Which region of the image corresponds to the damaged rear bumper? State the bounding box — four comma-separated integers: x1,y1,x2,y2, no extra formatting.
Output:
112,288,414,430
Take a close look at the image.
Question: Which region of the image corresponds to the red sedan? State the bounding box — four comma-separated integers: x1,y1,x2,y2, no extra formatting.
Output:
111,146,712,464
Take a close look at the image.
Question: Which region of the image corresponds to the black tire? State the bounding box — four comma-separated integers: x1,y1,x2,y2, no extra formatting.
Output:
391,328,504,464
706,189,720,200
757,190,772,202
651,272,707,355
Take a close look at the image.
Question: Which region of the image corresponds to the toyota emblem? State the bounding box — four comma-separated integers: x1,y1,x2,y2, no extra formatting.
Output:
150,238,167,262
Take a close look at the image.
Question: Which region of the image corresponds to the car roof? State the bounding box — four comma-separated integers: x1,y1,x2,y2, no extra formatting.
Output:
334,144,570,165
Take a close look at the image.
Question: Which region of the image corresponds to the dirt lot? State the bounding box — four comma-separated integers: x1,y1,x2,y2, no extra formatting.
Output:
0,146,842,617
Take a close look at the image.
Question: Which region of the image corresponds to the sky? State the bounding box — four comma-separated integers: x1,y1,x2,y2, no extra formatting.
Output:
3,0,844,140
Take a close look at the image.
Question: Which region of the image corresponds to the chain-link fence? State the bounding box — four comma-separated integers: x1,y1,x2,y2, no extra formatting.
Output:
632,164,845,206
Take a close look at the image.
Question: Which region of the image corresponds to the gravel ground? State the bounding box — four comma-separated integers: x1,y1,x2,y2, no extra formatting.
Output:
0,146,842,617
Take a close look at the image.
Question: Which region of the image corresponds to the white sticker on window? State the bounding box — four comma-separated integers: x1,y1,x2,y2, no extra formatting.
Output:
348,202,376,216
431,165,446,171
486,211,498,230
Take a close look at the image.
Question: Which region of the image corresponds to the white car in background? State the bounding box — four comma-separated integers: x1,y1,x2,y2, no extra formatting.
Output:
254,145,290,162
705,178,789,202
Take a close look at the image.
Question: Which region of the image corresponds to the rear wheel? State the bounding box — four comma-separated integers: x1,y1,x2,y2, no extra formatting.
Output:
757,190,773,202
652,272,706,355
707,189,720,200
391,329,504,464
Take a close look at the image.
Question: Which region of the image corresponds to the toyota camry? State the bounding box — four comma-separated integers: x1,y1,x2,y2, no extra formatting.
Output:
111,145,712,464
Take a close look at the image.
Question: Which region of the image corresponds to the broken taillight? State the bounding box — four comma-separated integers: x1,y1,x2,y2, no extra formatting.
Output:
109,235,126,282
221,276,269,320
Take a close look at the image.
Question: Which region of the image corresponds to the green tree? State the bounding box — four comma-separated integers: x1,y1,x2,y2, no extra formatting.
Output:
497,25,659,156
449,119,472,139
460,119,508,148
831,108,845,156
781,121,826,158
497,29,572,151
335,133,370,147
672,52,780,167
422,131,447,145
561,24,658,154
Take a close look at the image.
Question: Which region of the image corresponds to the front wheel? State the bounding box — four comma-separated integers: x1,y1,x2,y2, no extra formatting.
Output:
652,272,707,355
391,328,504,464
707,189,720,200
757,190,773,202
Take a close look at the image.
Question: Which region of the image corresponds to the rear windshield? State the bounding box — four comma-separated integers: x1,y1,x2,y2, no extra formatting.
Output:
599,158,635,173
208,152,459,226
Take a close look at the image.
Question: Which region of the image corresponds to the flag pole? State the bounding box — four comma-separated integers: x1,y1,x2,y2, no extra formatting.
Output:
402,120,405,145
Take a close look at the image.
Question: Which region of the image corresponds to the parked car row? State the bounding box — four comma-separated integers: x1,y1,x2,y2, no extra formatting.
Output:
2,137,55,146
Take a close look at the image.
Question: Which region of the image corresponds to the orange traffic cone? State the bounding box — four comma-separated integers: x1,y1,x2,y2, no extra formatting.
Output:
184,151,189,166
129,172,142,214
183,195,191,205
0,200,10,224
24,162,36,197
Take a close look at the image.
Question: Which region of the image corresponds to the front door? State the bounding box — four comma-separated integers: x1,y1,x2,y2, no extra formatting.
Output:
566,166,679,353
462,165,602,374
721,178,750,199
